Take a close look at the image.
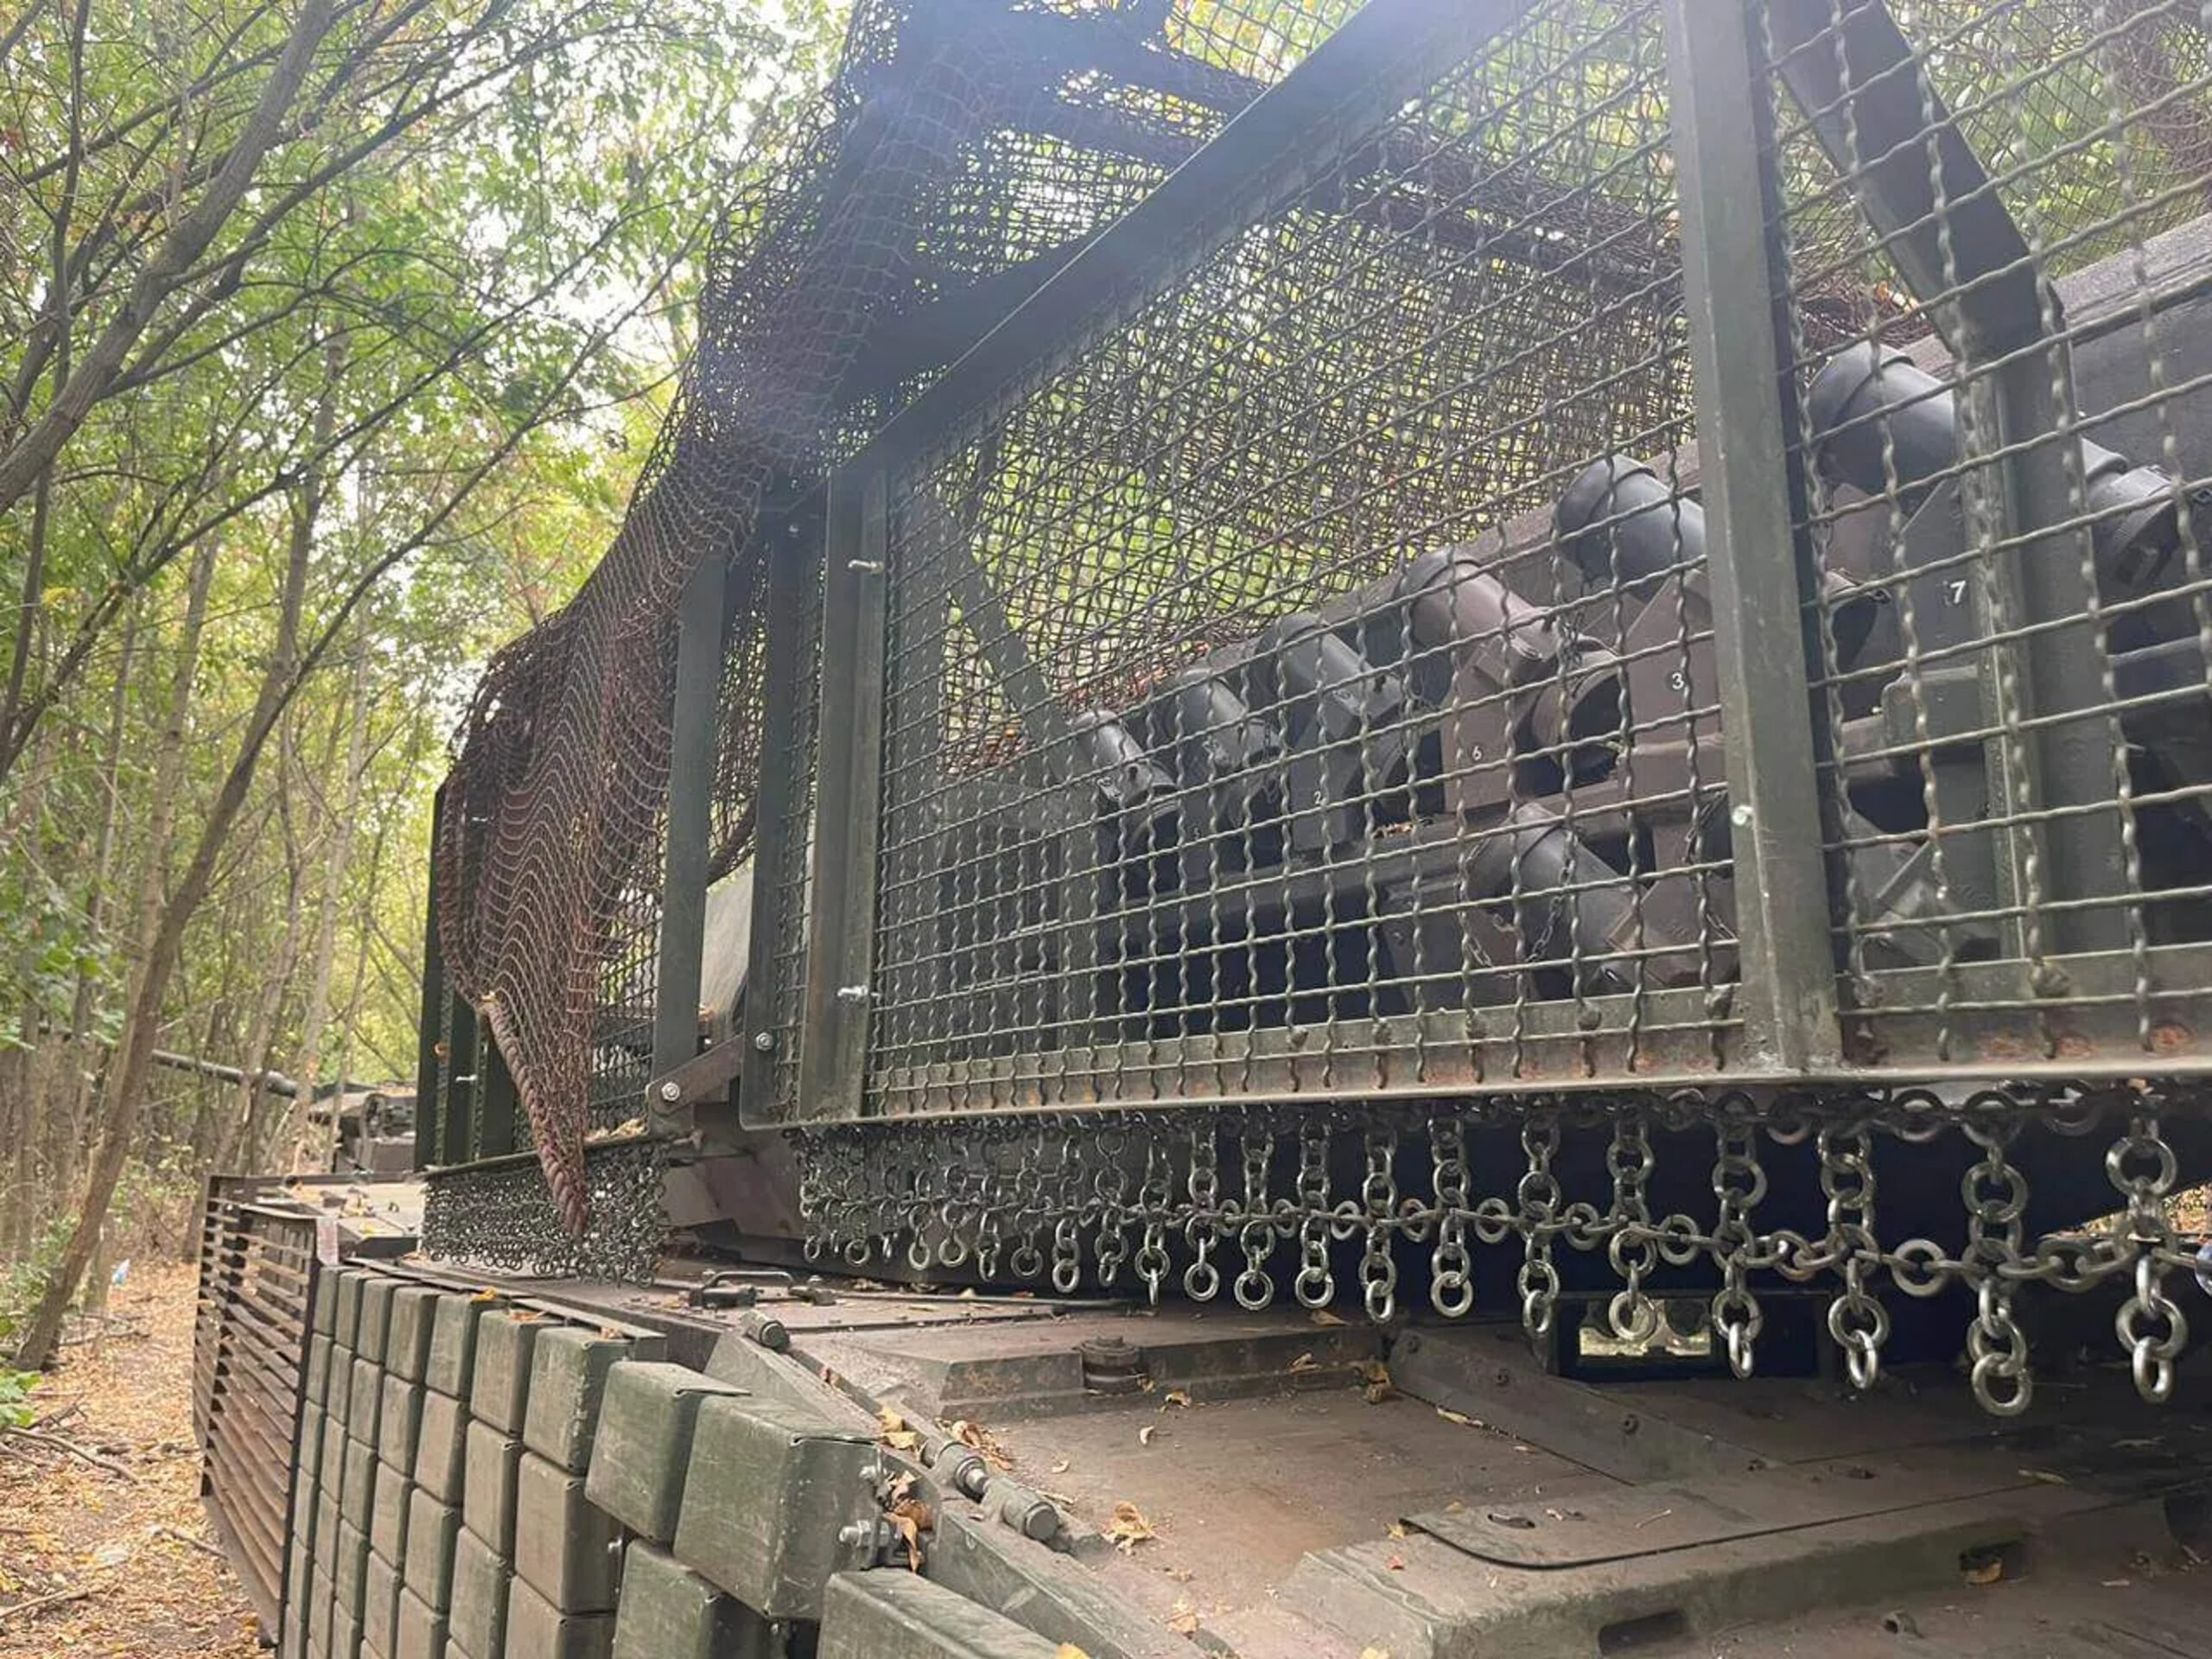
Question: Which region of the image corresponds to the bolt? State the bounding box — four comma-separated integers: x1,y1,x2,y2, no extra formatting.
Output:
837,1519,879,1549
658,1079,683,1103
1730,803,1754,829
741,1310,790,1351
1494,1366,1511,1388
752,1031,776,1052
1619,1413,1639,1436
994,1483,1062,1542
1008,1497,1058,1541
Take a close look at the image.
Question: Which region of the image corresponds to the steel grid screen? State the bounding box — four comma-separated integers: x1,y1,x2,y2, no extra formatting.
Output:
863,0,1744,1116
1760,0,2212,1069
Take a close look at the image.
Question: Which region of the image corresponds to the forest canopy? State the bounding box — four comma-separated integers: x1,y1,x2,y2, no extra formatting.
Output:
0,0,839,1367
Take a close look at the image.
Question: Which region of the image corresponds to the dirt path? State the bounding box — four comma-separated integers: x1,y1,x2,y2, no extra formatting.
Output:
1,1261,262,1657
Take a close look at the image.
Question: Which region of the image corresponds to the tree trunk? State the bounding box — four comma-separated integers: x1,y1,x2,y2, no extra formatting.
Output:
7,509,209,1363
226,760,306,1174
54,595,139,1221
284,639,371,1169
10,334,334,1370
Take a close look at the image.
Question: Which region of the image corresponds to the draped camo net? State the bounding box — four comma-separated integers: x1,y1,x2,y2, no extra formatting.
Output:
431,0,1360,1234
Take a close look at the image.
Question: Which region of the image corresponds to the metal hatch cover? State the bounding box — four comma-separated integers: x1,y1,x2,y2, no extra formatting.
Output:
1404,1445,2200,1571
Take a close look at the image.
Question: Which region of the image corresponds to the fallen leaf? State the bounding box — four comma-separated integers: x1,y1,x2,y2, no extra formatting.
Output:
1106,1501,1158,1553
887,1497,933,1570
1056,1647,1091,1659
1435,1407,1478,1427
876,1407,922,1453
1387,1522,1407,1540
1360,1649,1391,1659
1356,1358,1397,1403
1162,1389,1192,1408
1312,1309,1348,1327
1289,1351,1321,1374
1051,1458,1071,1474
951,1418,1014,1470
1386,1554,1406,1571
470,1287,499,1303
1964,1558,2004,1586
2102,1579,2133,1588
2018,1469,2069,1485
1168,1602,1200,1635
1139,1424,1157,1446
1443,1499,1465,1514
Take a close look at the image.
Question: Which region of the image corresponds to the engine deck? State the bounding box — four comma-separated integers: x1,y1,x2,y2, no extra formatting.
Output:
466,1262,2212,1659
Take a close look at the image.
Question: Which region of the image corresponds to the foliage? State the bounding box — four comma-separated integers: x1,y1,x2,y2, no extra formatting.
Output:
0,0,848,1292
0,1367,35,1428
0,1216,73,1346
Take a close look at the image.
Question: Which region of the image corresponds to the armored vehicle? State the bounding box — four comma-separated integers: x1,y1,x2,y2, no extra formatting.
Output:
198,3,2212,1656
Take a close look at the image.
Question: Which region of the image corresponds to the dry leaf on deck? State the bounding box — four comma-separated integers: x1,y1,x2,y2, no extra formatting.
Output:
876,1407,922,1453
1435,1407,1479,1427
1964,1557,2004,1586
1106,1501,1158,1553
1051,1458,1071,1474
1311,1309,1348,1327
1056,1647,1092,1659
1387,1522,1407,1540
1168,1602,1200,1635
1355,1359,1396,1403
1139,1424,1156,1446
1289,1351,1320,1374
1161,1389,1192,1408
951,1418,1014,1469
1361,1649,1392,1659
887,1497,932,1571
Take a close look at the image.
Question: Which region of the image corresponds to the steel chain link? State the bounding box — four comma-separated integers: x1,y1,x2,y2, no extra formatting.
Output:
786,1084,2206,1414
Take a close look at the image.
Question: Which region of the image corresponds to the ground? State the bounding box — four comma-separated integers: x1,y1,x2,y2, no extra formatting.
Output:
0,1261,263,1657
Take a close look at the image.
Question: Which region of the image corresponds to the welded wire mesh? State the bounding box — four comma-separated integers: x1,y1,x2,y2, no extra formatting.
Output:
429,0,1352,1230
432,0,2212,1248
1761,0,2212,1067
861,0,1739,1116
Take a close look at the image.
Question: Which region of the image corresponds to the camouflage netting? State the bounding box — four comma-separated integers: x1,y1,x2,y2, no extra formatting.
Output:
433,0,1361,1232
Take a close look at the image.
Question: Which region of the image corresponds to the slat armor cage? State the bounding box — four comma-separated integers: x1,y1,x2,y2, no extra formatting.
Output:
751,0,2212,1128
423,0,2212,1385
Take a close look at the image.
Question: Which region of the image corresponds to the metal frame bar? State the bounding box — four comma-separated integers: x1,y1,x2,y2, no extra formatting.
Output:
1663,0,1843,1072
652,550,729,1126
413,786,448,1169
851,0,1544,478
798,470,892,1121
740,505,826,1126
